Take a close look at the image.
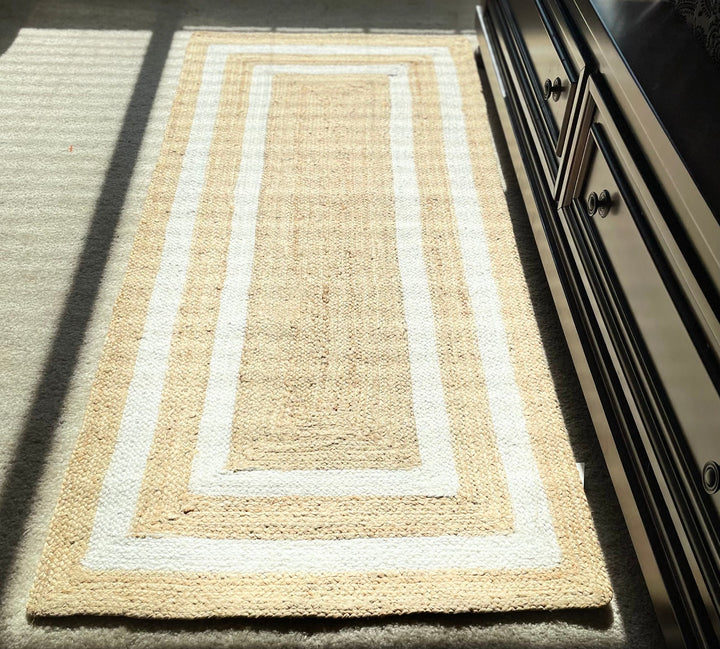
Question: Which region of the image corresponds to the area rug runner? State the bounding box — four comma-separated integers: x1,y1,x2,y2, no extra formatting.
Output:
28,32,611,618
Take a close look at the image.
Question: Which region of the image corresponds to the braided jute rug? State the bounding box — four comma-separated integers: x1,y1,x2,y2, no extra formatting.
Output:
28,32,611,619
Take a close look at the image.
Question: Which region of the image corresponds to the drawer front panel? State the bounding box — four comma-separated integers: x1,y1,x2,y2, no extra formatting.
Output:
579,125,720,502
502,0,579,157
487,0,559,188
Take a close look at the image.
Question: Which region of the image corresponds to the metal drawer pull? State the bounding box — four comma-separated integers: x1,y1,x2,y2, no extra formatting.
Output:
542,77,562,102
587,190,612,218
703,461,720,494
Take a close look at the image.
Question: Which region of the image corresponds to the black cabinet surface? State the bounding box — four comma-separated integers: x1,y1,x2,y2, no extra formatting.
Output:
475,2,720,647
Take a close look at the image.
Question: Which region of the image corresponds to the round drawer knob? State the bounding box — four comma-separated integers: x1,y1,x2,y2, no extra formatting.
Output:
587,190,612,218
542,77,563,102
703,461,720,494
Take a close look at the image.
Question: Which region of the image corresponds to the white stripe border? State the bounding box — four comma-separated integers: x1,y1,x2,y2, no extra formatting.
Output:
83,44,561,573
190,62,458,498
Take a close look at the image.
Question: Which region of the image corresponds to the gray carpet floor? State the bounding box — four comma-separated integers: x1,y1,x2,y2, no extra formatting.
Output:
0,1,665,646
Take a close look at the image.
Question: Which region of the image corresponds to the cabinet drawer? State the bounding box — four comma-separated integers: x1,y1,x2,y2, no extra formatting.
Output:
499,0,581,160
560,79,720,606
577,126,720,492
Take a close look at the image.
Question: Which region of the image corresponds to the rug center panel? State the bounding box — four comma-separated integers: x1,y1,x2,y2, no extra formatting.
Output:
228,74,421,471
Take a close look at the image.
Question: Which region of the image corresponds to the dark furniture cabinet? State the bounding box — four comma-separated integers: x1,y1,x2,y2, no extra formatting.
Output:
474,1,720,647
